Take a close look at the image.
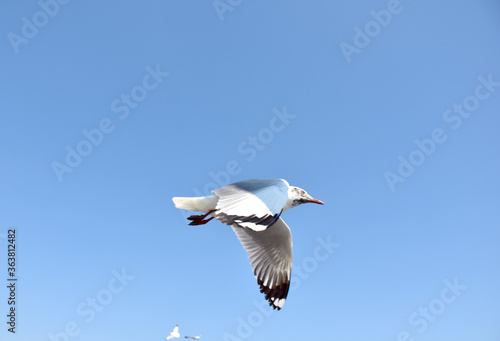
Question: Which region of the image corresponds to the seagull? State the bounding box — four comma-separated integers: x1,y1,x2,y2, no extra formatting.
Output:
172,178,324,310
166,325,180,340
184,336,201,339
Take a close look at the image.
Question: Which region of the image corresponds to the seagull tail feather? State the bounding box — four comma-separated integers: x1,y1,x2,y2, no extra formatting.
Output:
172,195,218,213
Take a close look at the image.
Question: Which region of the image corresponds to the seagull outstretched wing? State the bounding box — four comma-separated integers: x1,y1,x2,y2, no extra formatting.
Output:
213,178,289,231
232,217,293,310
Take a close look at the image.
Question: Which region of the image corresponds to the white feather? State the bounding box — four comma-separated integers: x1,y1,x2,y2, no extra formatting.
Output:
213,178,289,231
172,195,218,213
232,217,292,310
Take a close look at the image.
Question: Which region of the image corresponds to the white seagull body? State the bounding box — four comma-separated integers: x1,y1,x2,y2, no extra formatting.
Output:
172,178,323,310
184,336,201,340
166,325,180,340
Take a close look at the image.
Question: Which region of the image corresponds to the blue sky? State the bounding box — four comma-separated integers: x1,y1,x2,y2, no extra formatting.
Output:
1,0,499,340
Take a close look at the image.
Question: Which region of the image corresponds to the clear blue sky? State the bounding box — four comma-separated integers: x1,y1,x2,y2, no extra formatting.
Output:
1,1,499,340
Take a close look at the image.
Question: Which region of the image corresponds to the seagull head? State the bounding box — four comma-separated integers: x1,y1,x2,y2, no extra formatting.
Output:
285,186,324,211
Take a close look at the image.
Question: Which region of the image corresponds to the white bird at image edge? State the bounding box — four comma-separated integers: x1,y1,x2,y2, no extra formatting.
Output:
172,178,324,310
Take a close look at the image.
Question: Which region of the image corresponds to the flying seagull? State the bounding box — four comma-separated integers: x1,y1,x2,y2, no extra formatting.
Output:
166,325,180,340
172,178,324,310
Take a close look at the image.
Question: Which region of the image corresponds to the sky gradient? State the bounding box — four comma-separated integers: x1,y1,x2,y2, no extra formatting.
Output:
1,1,500,340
